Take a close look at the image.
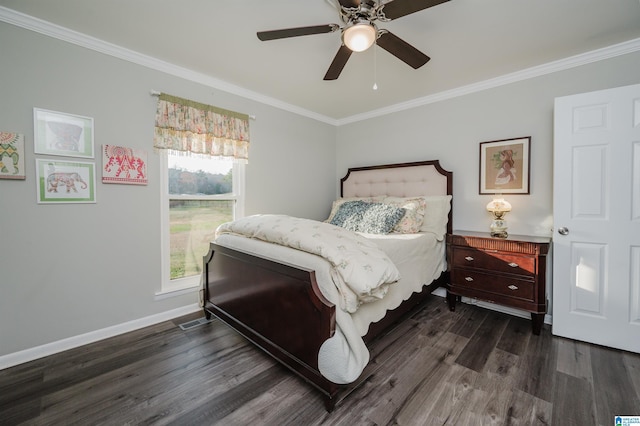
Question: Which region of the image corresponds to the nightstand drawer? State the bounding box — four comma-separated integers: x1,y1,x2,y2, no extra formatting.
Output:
450,269,535,301
451,247,536,276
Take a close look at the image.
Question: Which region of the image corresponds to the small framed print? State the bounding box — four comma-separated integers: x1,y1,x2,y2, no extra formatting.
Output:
34,108,94,158
479,136,531,195
36,159,96,204
102,145,148,185
0,132,26,180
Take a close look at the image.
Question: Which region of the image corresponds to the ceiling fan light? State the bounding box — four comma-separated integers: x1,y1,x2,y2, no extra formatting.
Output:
342,23,376,52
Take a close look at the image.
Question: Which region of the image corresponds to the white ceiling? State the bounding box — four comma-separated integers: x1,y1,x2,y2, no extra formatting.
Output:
1,0,640,123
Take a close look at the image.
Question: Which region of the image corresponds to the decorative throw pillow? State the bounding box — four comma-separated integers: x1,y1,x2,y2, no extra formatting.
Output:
330,201,406,234
382,197,427,233
325,197,373,222
357,203,407,234
329,200,371,229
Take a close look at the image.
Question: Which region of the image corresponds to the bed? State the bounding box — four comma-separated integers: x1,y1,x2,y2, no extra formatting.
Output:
201,160,453,411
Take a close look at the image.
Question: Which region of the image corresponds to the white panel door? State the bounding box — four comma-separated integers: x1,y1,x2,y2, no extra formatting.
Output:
553,83,640,353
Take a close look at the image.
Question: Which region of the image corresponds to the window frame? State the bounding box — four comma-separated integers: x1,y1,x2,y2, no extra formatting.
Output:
157,151,245,297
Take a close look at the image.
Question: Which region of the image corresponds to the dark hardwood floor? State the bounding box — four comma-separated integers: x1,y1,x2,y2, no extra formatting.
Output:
2,296,639,425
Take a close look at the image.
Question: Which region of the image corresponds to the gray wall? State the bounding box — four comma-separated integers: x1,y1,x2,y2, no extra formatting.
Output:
336,51,640,237
2,17,639,360
0,22,336,357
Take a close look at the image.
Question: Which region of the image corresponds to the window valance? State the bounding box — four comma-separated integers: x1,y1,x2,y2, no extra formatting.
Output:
153,93,250,162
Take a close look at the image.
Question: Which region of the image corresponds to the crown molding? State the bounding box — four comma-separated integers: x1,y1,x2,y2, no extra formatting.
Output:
0,6,339,126
337,37,640,125
2,6,639,127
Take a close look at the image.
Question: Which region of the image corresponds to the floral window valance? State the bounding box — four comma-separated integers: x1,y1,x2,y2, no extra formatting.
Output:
153,93,250,162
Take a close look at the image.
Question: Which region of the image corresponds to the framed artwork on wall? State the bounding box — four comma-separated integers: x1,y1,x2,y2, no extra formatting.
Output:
34,108,94,158
102,145,148,185
36,158,96,204
479,136,531,194
0,131,26,180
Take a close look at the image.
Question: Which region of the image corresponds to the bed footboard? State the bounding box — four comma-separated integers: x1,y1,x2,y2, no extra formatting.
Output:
202,243,339,403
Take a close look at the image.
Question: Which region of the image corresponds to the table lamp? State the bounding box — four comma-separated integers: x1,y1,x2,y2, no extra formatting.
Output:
486,198,512,238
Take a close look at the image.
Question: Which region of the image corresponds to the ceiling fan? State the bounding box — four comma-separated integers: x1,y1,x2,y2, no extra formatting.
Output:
257,0,450,80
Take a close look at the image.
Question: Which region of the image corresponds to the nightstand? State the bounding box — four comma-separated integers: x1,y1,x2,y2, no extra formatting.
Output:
446,231,551,335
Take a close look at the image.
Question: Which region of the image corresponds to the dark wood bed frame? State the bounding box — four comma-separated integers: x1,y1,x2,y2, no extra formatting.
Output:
202,160,453,411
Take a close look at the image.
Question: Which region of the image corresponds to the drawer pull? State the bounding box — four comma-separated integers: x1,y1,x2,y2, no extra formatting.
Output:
465,276,474,282
508,285,518,290
508,262,519,268
465,256,474,261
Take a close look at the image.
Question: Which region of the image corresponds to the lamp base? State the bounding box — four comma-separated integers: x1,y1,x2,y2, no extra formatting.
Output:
490,219,508,238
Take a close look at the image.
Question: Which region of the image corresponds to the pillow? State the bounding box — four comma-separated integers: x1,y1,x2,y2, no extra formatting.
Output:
329,200,371,230
358,203,407,234
330,201,406,234
325,196,384,222
381,197,427,233
419,195,452,239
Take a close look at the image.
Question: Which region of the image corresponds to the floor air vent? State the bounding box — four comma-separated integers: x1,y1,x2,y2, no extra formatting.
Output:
179,317,214,331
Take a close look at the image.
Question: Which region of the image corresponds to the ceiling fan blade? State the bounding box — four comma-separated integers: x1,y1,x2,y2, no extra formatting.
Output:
337,0,360,7
380,0,450,20
323,45,353,80
376,31,430,69
257,24,337,41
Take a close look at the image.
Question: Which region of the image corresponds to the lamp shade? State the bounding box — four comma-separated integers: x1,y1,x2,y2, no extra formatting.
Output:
342,22,376,52
486,198,512,213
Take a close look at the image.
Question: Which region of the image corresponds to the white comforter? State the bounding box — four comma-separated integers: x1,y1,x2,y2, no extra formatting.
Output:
213,218,446,385
216,214,401,313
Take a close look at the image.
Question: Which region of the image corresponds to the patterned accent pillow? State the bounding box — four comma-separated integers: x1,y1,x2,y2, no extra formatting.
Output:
325,196,385,222
329,200,371,229
358,203,407,234
330,201,406,234
382,197,427,233
325,197,373,222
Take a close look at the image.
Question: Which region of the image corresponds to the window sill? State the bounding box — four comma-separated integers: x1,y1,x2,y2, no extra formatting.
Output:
155,277,200,300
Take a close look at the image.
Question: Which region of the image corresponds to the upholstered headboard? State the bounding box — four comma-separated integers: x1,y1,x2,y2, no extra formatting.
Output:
340,160,453,234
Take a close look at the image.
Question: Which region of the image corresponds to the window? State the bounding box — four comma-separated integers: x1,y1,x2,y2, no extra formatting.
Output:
159,152,244,294
152,92,249,295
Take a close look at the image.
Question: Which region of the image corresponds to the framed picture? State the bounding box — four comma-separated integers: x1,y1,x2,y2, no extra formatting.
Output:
0,131,26,180
36,159,96,204
479,136,531,194
102,145,148,185
34,108,94,158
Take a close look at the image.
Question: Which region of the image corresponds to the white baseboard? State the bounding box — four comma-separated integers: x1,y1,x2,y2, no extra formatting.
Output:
0,303,201,371
1,292,552,371
471,298,553,325
432,287,447,298
432,287,552,325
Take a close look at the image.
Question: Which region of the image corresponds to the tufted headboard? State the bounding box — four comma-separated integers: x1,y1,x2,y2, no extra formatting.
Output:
340,160,453,234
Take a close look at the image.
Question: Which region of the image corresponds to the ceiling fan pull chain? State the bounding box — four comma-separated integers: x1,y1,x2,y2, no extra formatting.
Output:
373,43,378,91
